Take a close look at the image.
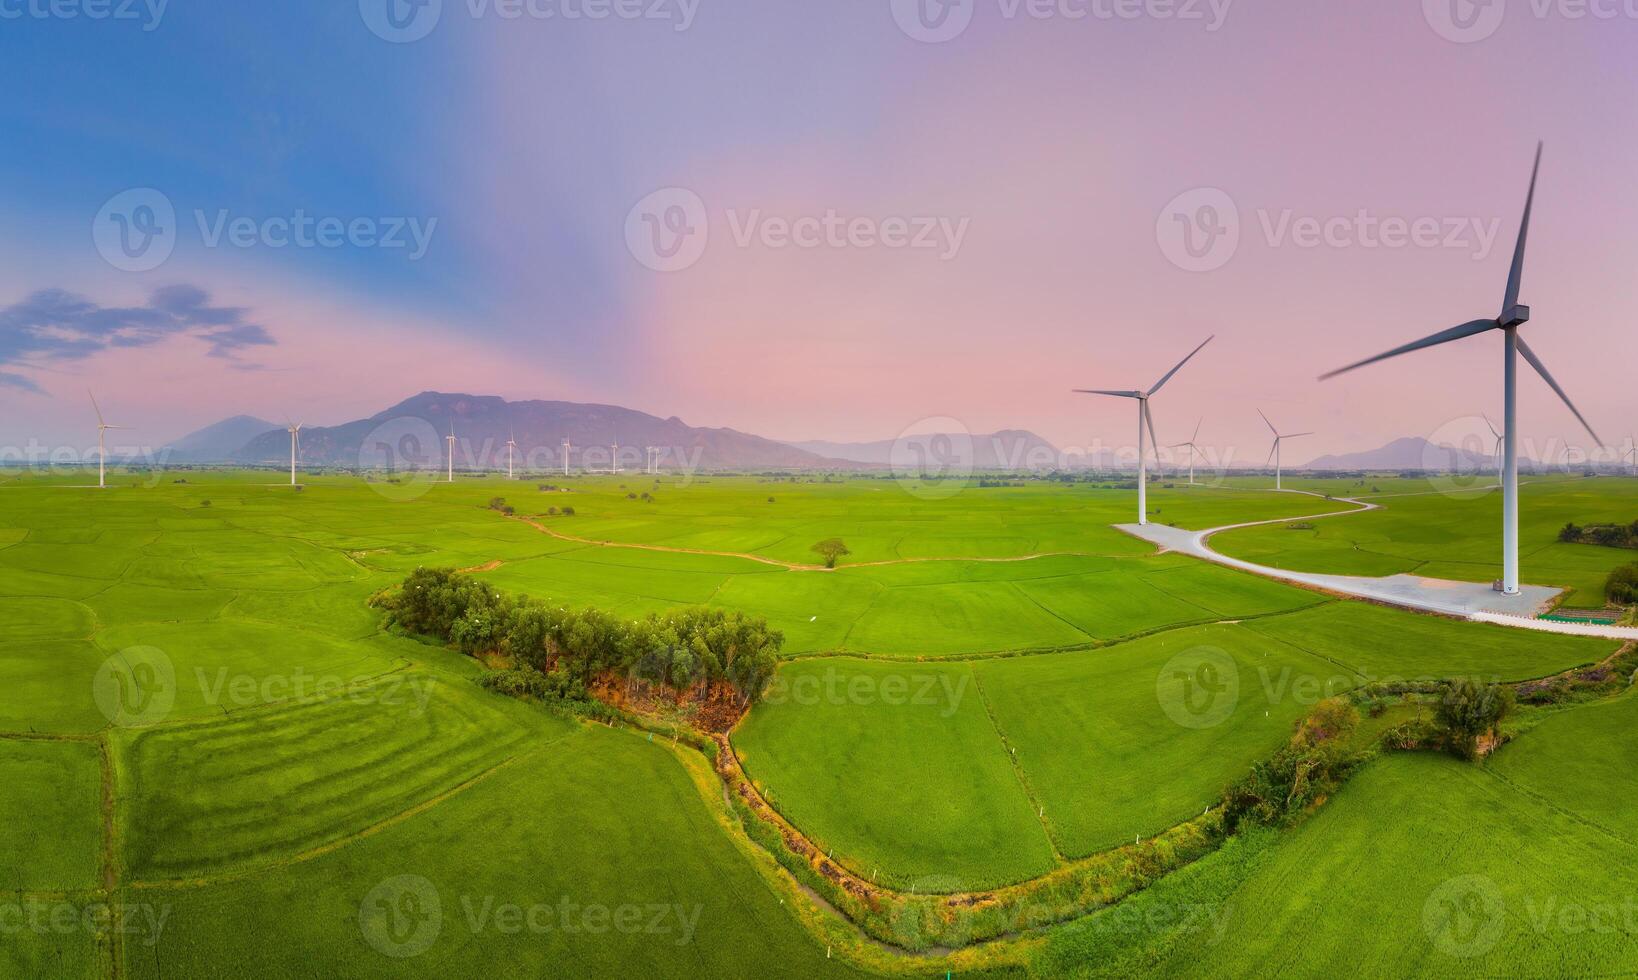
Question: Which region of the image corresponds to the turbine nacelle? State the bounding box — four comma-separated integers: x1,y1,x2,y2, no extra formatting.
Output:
1500,304,1530,328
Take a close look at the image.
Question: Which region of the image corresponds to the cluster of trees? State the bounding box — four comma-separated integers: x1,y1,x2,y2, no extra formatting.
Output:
487,497,515,516
1609,564,1638,606
1559,521,1638,549
1221,698,1360,830
371,568,784,704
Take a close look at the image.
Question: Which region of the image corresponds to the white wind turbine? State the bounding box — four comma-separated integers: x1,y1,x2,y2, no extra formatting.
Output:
506,430,517,480
1321,143,1601,596
1074,336,1214,526
1483,414,1504,486
1170,418,1204,486
561,439,571,477
445,422,456,483
1624,435,1636,476
286,421,302,486
88,390,128,489
1258,410,1312,492
611,440,621,475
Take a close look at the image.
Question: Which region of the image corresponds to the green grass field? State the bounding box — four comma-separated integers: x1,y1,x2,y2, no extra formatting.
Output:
0,467,1631,977
1211,476,1638,607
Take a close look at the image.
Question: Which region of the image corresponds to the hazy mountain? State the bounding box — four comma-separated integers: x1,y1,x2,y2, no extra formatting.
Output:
786,430,1064,470
1303,437,1503,472
163,415,280,462
236,392,843,471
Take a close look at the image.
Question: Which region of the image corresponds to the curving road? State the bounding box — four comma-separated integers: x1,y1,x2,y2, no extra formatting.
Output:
1119,492,1638,642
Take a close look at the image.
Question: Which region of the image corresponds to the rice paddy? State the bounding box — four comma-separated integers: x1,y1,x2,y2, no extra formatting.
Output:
0,467,1632,976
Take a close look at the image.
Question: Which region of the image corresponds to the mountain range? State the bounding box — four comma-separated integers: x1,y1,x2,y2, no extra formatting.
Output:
158,394,1565,474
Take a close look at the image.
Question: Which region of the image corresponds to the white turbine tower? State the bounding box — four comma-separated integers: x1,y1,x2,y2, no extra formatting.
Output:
445,422,456,483
1074,336,1214,526
286,422,302,486
1321,143,1601,596
88,391,128,489
1624,435,1636,477
506,430,517,480
561,439,571,477
1170,419,1204,486
611,441,621,475
1258,410,1312,492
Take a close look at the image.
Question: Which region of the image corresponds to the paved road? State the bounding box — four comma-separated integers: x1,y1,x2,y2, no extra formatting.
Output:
1118,494,1638,642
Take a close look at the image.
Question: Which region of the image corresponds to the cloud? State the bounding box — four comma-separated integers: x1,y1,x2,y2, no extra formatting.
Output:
0,285,278,387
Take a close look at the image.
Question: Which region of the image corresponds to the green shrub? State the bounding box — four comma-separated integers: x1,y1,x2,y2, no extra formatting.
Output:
1608,563,1638,605
1222,698,1359,830
1434,678,1514,760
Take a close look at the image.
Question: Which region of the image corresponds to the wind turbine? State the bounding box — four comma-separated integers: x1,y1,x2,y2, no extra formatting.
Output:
1482,414,1504,486
88,390,128,489
445,422,456,483
286,421,302,486
1074,336,1214,526
1320,143,1601,596
506,430,517,480
611,440,621,475
1170,419,1204,486
561,439,571,477
1258,410,1312,492
1624,435,1636,477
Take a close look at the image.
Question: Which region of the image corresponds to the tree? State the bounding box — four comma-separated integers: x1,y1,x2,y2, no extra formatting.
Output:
1435,678,1514,760
811,538,850,569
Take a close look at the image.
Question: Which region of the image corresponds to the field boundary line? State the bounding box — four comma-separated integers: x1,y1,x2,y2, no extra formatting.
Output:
967,667,1067,862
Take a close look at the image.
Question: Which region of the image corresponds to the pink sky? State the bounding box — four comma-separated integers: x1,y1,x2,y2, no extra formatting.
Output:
2,3,1634,463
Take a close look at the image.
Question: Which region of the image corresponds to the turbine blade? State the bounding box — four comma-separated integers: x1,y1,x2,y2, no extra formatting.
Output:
1284,432,1315,439
1073,389,1143,398
1147,335,1215,396
1257,408,1278,436
1191,417,1202,442
1503,141,1543,317
1517,337,1602,445
1319,319,1498,380
1143,401,1159,456
1266,439,1278,467
1482,413,1500,439
88,389,104,426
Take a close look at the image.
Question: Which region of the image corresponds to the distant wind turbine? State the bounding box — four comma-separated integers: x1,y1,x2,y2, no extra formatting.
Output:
1258,410,1311,492
1074,336,1214,526
561,439,571,477
88,390,128,489
445,422,456,483
1624,436,1636,477
1482,414,1504,486
1170,418,1204,486
286,421,302,486
612,440,621,475
506,429,517,480
1320,143,1601,596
